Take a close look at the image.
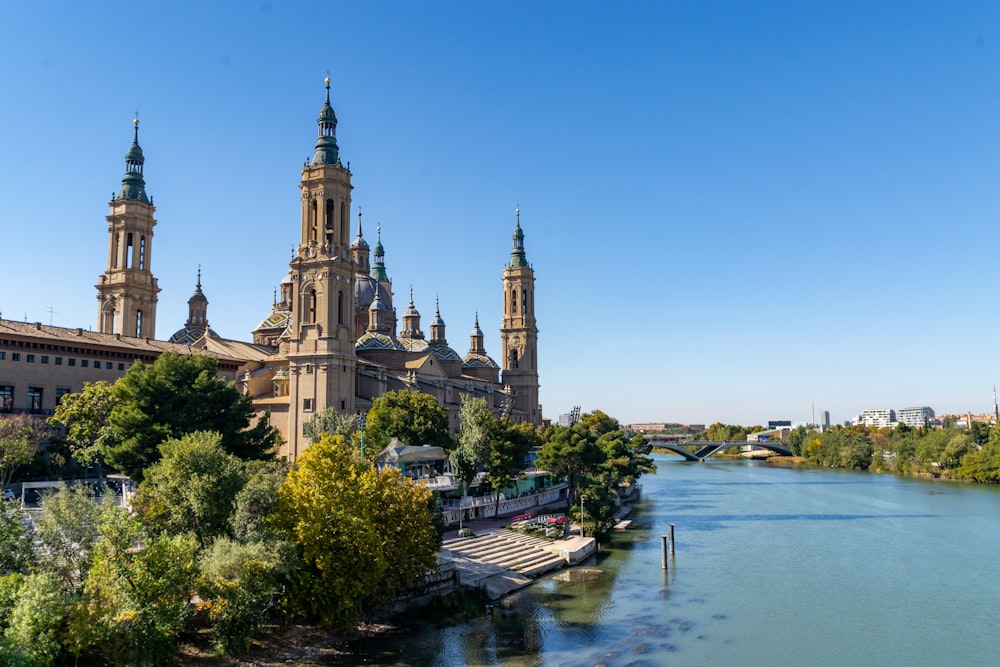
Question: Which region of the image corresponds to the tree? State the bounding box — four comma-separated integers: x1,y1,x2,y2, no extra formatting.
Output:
68,507,199,665
132,431,247,545
105,352,279,480
230,460,289,544
1,572,69,667
303,407,359,444
365,389,453,454
33,484,114,593
0,414,44,490
48,380,119,470
485,423,534,517
536,423,606,504
0,502,31,576
450,396,497,499
197,538,290,655
275,435,438,628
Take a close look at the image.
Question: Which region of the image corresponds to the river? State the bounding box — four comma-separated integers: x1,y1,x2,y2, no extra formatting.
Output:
335,455,1000,666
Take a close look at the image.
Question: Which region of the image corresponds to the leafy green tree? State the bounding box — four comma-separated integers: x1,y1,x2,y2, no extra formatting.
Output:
133,431,247,545
450,396,496,498
230,460,289,544
275,435,438,628
365,389,453,454
303,407,359,444
105,352,279,480
485,423,534,517
68,507,199,665
33,484,114,593
197,537,291,655
48,381,119,470
597,430,656,493
537,423,606,504
1,572,69,667
0,414,44,490
0,503,31,576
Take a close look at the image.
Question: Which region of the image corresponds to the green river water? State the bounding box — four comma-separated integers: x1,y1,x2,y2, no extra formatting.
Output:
334,455,1000,666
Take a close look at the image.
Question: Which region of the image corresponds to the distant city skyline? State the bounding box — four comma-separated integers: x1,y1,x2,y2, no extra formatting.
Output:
2,2,999,425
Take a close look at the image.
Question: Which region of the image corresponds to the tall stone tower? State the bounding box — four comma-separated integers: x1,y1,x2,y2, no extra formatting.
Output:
500,209,540,425
96,118,160,338
284,78,357,458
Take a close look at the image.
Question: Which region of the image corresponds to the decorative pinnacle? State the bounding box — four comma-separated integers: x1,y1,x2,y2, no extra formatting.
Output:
133,112,140,141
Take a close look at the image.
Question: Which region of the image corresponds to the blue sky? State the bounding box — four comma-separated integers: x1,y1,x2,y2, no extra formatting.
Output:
2,1,999,426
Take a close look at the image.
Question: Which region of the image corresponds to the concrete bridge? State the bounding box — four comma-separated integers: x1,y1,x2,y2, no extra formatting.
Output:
650,439,793,462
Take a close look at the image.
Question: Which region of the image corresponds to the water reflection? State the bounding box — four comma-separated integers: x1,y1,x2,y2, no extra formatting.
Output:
331,458,1000,666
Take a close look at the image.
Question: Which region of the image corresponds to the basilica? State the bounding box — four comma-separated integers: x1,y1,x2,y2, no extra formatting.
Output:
3,79,541,460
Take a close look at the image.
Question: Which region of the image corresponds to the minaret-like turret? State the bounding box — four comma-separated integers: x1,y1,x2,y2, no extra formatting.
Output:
429,296,448,347
96,117,161,338
500,208,540,425
400,287,424,340
185,267,209,328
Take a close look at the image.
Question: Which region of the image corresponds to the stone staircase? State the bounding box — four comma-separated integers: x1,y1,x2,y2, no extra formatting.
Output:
441,529,567,578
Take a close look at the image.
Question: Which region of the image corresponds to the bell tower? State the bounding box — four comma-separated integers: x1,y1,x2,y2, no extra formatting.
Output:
500,208,540,425
96,118,160,338
285,77,357,458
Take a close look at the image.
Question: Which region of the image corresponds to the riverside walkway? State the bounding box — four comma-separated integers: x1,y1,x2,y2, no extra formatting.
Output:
440,517,594,599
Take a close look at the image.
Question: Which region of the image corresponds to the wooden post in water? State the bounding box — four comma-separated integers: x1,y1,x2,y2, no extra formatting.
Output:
669,523,676,555
661,535,668,570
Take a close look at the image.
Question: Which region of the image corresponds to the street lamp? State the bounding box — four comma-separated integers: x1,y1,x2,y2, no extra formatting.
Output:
357,411,367,459
580,494,586,538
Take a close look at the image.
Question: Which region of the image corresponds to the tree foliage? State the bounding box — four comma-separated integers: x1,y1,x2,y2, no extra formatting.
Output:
1,572,69,667
33,485,114,593
104,352,279,480
48,381,119,469
133,431,247,545
0,414,44,490
68,507,199,665
365,389,453,454
303,407,359,444
275,435,439,628
197,537,291,655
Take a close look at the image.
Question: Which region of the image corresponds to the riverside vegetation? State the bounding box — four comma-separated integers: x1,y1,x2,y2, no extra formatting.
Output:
695,420,1000,482
0,353,654,665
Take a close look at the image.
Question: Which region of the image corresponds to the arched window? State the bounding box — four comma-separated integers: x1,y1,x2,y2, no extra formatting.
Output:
139,236,146,271
308,289,317,323
511,289,517,313
325,199,335,246
309,200,318,242
112,233,120,268
509,349,519,369
125,233,134,269
341,201,348,243
521,289,527,314
337,290,345,325
136,310,143,338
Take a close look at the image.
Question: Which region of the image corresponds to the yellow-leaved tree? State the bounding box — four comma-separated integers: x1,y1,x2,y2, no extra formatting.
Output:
275,435,439,628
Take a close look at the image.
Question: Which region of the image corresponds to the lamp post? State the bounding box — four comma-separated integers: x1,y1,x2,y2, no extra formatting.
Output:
580,493,586,538
357,412,367,459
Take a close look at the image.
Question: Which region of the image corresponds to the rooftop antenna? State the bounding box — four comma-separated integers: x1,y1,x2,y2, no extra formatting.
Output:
45,307,57,326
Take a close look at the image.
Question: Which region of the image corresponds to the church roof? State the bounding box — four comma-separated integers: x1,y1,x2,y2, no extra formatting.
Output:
463,352,499,369
429,345,462,362
399,338,429,352
356,332,404,351
168,326,216,346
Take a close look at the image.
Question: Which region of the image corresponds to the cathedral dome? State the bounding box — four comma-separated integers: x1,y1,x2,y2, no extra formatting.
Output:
168,325,215,346
356,332,405,351
463,352,499,369
355,277,391,311
429,345,462,362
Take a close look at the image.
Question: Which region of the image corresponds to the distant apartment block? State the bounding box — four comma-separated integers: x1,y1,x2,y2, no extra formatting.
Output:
859,409,896,428
821,411,831,428
896,406,935,428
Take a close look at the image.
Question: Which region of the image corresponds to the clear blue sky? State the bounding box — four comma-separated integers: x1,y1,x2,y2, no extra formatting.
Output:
2,1,999,427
